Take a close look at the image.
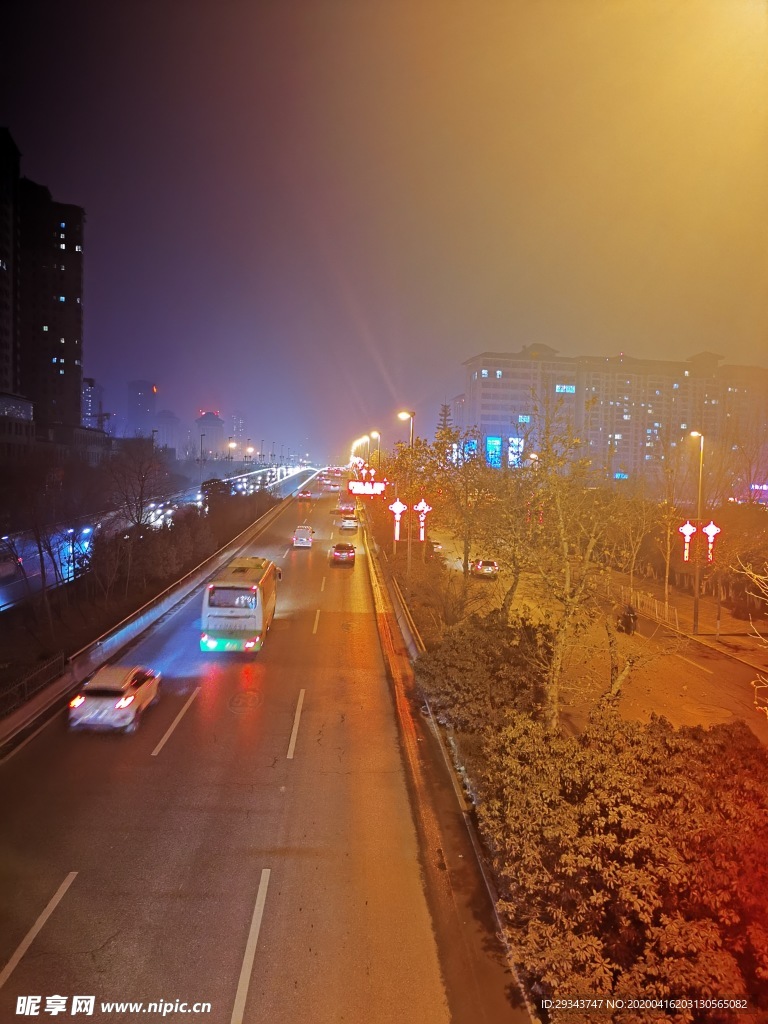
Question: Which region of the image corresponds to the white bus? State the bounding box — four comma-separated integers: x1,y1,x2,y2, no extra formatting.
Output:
200,556,281,653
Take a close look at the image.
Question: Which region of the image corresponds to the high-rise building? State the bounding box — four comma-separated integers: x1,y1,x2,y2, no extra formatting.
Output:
0,129,20,399
17,178,85,429
195,410,225,457
462,346,768,495
81,376,108,430
125,379,157,437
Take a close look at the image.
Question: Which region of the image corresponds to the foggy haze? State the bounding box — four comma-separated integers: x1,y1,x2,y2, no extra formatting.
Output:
2,0,766,460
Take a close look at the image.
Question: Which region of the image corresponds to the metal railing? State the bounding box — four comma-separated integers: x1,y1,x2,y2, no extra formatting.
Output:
0,654,66,718
619,585,679,631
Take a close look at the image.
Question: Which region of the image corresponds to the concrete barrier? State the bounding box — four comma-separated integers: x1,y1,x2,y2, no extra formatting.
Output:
0,495,292,752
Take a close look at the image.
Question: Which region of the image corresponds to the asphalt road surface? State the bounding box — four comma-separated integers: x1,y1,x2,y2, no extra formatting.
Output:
0,490,524,1024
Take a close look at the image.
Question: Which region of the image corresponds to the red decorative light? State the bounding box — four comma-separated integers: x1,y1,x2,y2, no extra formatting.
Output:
413,499,432,541
389,498,407,541
702,521,721,562
678,520,696,562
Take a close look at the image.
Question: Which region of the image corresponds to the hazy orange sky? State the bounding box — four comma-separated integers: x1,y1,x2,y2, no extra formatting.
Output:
2,0,766,458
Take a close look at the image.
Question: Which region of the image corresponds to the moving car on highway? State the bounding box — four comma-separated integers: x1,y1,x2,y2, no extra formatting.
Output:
68,665,161,732
329,542,356,566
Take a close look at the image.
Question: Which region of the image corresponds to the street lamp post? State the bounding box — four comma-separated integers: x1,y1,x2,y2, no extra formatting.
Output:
199,434,206,486
371,431,381,468
691,431,704,635
398,411,415,586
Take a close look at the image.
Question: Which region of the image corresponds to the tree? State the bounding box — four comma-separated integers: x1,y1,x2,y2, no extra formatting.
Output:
436,402,453,435
425,426,500,578
108,439,169,528
474,709,768,1011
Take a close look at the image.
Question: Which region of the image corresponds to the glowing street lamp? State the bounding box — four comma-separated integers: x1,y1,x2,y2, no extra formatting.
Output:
370,430,381,468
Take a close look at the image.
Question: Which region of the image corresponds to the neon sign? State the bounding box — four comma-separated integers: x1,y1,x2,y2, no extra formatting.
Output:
349,480,386,495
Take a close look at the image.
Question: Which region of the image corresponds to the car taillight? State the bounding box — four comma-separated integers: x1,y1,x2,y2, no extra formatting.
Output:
115,694,135,709
69,694,85,708
245,640,256,649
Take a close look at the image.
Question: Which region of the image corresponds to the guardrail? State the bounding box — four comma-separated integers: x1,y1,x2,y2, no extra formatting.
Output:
619,585,680,631
0,489,303,747
0,655,67,719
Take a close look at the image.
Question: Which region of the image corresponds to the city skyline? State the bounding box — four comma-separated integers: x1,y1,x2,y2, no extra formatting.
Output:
1,1,767,459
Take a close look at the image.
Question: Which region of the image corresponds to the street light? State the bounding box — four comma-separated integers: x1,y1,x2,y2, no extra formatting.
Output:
370,430,381,468
690,431,705,635
199,434,206,485
397,410,415,586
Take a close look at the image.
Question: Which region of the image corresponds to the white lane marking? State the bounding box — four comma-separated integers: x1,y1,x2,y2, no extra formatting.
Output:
151,686,201,757
286,689,305,760
320,576,326,592
0,871,78,989
283,547,290,558
675,655,714,675
312,609,320,634
230,868,271,1024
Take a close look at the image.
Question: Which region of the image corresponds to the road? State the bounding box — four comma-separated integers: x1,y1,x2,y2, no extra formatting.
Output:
0,489,523,1023
0,466,304,613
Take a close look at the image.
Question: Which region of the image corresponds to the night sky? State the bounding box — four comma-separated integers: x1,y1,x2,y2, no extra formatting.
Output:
2,0,767,462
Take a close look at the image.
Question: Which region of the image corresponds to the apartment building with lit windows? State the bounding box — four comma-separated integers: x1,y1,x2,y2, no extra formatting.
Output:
17,178,85,432
462,345,768,496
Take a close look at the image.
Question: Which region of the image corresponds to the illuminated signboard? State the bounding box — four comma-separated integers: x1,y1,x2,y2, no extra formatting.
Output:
349,480,386,495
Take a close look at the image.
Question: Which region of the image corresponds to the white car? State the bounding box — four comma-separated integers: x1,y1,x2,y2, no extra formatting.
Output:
293,525,314,547
68,665,161,732
340,516,358,531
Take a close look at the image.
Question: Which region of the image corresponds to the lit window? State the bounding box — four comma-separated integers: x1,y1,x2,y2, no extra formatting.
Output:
60,244,65,250
60,222,66,229
508,437,525,467
43,326,48,331
555,384,576,394
495,370,502,378
59,296,65,302
481,369,489,378
60,338,65,344
51,357,57,364
673,383,679,389
59,369,64,375
623,414,631,420
75,245,82,252
485,436,502,468
518,414,530,423
684,370,689,377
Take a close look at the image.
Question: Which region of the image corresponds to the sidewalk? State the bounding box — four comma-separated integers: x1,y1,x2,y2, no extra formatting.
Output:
614,570,768,676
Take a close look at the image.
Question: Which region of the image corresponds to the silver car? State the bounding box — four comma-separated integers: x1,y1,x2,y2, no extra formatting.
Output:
68,665,161,733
